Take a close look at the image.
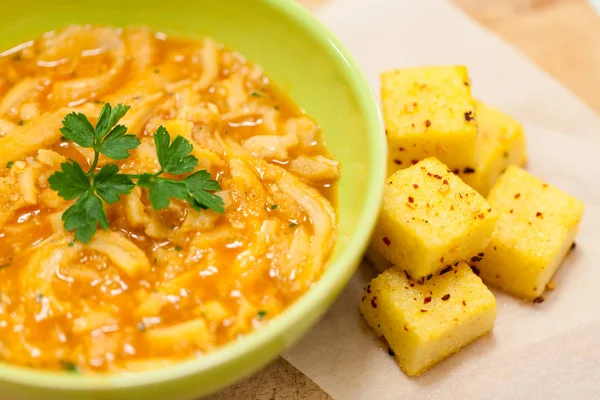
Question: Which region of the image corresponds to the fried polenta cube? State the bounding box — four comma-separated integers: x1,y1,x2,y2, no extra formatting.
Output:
371,158,498,279
459,101,527,195
360,263,496,376
473,166,585,300
381,66,477,176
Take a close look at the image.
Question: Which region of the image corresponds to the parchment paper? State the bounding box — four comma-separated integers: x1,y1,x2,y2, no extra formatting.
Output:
283,0,600,398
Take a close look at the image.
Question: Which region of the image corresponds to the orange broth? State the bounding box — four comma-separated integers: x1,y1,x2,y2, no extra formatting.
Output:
0,26,338,373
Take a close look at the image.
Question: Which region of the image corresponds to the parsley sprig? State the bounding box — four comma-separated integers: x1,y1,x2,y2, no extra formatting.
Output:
48,103,225,243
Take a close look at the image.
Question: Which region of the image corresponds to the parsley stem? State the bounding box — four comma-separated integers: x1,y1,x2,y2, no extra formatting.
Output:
122,174,143,179
87,150,100,175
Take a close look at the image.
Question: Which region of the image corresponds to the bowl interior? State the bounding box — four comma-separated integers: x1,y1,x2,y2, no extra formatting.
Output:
0,0,385,398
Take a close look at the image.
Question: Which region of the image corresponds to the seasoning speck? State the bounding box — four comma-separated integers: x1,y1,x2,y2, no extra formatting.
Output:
441,294,451,301
462,300,467,306
425,120,431,127
533,296,545,304
388,347,395,356
439,266,453,275
174,245,182,252
408,196,414,203
60,360,80,373
423,296,432,304
382,237,391,246
470,266,481,276
464,111,474,121
270,204,279,210
371,297,378,308
514,193,521,199
257,310,267,318
463,167,475,174
393,159,402,165
251,91,263,97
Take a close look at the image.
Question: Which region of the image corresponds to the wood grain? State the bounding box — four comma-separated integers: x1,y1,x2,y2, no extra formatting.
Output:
205,358,331,400
453,0,600,112
210,1,600,398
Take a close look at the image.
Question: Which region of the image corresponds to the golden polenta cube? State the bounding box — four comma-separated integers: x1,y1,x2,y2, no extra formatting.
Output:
360,263,496,376
371,158,498,279
473,166,585,300
459,101,528,196
381,66,477,176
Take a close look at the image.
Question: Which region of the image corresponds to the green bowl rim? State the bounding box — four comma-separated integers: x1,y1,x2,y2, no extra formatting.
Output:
0,0,386,391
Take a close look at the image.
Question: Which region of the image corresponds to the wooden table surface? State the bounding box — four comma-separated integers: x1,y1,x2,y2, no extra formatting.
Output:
210,0,600,398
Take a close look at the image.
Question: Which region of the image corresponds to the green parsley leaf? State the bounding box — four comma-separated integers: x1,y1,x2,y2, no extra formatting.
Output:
5,161,13,168
48,161,90,200
184,170,225,213
94,164,135,204
62,192,108,243
257,310,267,318
60,112,96,148
50,103,225,243
154,126,198,174
99,125,141,160
138,174,188,210
95,103,131,138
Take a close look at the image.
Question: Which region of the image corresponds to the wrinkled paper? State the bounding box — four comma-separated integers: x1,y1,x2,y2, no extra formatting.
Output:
283,1,600,398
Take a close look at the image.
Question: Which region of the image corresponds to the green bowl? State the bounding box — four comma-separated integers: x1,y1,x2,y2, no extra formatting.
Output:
0,0,385,398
